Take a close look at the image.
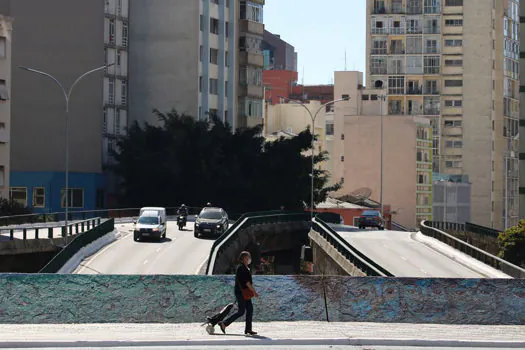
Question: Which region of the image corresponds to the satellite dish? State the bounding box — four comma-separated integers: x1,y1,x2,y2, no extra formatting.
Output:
350,187,372,199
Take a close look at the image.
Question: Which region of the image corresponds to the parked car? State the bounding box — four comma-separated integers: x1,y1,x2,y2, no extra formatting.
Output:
194,207,229,238
133,212,167,241
357,210,384,230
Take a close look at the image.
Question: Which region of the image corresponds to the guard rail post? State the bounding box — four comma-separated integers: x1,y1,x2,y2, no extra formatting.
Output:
35,228,39,239
22,228,27,240
9,229,13,240
48,227,53,238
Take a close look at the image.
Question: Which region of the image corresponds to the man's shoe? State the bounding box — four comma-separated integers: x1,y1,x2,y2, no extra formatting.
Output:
218,322,226,334
245,330,257,335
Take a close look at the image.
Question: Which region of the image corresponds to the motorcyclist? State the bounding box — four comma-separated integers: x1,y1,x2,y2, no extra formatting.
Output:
206,202,212,207
177,204,189,217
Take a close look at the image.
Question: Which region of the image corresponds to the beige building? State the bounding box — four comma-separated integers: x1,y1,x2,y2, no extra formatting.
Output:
0,15,11,199
366,0,519,230
332,71,433,228
129,0,265,131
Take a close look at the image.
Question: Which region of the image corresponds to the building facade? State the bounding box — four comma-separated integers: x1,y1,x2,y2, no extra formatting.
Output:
262,30,298,71
129,0,264,130
366,0,519,230
331,71,433,228
0,15,11,200
520,1,525,221
432,173,471,224
0,0,113,212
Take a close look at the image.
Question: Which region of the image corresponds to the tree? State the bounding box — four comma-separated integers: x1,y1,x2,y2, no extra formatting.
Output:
498,220,525,266
111,110,341,214
0,197,31,216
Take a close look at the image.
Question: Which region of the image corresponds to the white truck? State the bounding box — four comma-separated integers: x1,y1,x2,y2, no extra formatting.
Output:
133,207,167,242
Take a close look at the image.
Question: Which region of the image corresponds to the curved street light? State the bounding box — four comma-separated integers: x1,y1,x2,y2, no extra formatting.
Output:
278,96,350,222
19,64,114,233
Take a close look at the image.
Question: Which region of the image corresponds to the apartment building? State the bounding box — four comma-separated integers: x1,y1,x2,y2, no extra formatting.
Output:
0,0,128,212
366,0,519,229
129,0,265,130
518,2,525,219
0,15,11,200
332,71,432,228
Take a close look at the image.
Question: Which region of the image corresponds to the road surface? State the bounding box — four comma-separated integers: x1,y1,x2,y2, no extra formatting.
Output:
74,221,214,275
337,230,484,278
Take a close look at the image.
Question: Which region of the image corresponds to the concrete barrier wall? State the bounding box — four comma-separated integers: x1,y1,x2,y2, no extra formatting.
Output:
0,275,523,325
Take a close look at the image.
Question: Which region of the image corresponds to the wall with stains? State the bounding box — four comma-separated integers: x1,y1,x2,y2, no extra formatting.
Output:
0,275,523,324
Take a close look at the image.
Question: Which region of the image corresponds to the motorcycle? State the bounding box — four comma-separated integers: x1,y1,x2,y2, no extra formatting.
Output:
177,215,187,230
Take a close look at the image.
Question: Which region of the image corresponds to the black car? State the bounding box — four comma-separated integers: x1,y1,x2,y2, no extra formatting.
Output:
357,210,385,230
194,207,229,238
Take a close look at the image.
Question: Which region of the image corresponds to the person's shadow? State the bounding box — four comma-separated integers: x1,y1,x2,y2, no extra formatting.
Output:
211,333,271,339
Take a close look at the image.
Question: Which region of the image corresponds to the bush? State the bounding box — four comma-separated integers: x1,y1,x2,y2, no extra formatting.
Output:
498,220,525,266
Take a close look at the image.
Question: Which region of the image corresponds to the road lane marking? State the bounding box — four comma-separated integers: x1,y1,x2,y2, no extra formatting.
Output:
195,258,208,275
143,260,148,265
400,256,407,261
156,247,161,252
76,228,130,274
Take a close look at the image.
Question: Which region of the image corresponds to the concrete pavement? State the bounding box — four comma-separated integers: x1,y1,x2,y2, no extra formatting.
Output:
336,230,500,278
1,322,524,349
74,221,213,275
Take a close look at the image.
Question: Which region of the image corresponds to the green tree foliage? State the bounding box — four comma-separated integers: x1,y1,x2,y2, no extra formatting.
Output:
498,220,525,266
111,110,341,214
0,197,31,216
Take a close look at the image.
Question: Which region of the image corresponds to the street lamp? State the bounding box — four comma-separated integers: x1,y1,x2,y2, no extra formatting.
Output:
278,96,350,221
378,94,387,219
19,64,113,233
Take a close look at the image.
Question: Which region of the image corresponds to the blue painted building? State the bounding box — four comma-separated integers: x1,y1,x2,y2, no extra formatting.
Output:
10,171,106,213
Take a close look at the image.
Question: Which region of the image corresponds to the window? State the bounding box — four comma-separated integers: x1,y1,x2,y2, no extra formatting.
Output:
61,188,84,208
445,59,462,66
32,187,45,208
444,120,462,127
388,76,405,94
362,94,370,100
341,156,345,162
209,78,219,95
117,51,121,66
424,56,440,74
444,100,462,107
225,51,229,66
108,78,115,104
370,57,387,74
445,0,463,5
121,80,127,106
445,19,463,26
0,37,6,57
199,76,203,93
325,123,334,135
208,108,218,118
115,109,121,135
225,22,229,37
210,48,219,64
445,39,463,46
424,0,441,14
122,22,128,47
200,45,203,62
0,166,4,187
446,140,463,148
103,109,107,133
108,19,115,43
445,79,463,87
10,187,27,207
240,1,264,23
200,15,204,31
342,94,349,100
446,160,462,168
425,39,438,53
225,81,228,97
210,18,219,35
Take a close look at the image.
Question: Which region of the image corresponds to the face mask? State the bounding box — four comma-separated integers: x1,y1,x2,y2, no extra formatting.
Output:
247,258,252,265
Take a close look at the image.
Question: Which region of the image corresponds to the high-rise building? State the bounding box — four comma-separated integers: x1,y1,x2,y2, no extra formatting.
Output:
0,0,129,212
0,15,11,200
129,0,265,130
519,2,525,221
366,0,520,229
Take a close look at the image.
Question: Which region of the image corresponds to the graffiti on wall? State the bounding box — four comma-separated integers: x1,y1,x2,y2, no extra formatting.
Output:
0,274,523,325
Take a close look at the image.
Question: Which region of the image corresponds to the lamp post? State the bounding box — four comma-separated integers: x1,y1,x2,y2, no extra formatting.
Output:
19,64,113,233
278,96,350,222
378,94,387,219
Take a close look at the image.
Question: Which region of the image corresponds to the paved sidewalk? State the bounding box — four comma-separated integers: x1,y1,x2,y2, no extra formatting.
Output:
1,322,524,348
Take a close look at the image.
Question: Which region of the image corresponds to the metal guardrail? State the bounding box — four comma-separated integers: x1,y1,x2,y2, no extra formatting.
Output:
206,210,304,275
0,206,244,230
426,221,500,238
312,217,393,277
39,218,115,273
4,218,101,241
420,220,525,278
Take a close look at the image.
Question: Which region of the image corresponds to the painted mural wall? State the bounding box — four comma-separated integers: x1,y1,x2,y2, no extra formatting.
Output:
0,275,523,325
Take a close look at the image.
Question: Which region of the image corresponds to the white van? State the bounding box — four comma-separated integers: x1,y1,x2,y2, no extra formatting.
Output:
139,207,167,224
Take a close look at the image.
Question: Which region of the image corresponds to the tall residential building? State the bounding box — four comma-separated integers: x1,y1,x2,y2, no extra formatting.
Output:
129,0,265,130
366,0,520,230
0,15,11,200
262,30,298,71
0,0,129,212
520,3,525,221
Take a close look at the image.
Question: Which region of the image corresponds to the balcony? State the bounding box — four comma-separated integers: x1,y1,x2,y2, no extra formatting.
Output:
407,27,423,34
424,67,440,74
371,27,387,34
407,7,423,14
239,19,264,36
424,108,440,115
238,84,264,99
407,87,422,95
371,48,388,55
423,89,440,95
239,52,264,67
390,47,405,54
424,26,440,34
371,67,387,75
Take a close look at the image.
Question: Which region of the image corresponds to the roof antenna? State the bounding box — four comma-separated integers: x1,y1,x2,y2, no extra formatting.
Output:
345,48,347,71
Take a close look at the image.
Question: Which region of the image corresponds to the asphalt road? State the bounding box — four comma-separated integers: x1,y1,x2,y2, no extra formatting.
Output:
74,221,214,275
337,230,484,278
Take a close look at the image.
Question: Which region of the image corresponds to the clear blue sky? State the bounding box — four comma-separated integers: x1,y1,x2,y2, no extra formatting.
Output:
263,0,366,85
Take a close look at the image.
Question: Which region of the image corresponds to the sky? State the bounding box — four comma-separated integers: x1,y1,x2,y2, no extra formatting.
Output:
263,0,366,85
